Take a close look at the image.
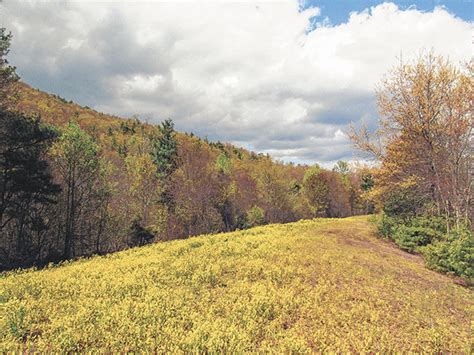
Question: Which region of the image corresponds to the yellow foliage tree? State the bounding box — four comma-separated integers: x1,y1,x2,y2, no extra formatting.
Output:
351,53,473,227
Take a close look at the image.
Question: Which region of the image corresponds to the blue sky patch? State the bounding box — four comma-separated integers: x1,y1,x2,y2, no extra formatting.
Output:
301,0,473,25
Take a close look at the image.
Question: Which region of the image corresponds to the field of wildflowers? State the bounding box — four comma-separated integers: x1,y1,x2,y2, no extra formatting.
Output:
0,216,472,352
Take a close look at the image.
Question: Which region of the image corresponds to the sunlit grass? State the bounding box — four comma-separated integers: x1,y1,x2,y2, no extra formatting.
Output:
1,216,472,352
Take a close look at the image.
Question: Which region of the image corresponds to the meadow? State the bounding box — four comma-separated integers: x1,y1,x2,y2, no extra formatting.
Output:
0,216,472,352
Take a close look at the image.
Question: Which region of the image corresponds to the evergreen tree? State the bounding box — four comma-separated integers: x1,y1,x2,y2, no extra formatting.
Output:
150,119,178,209
361,173,374,192
129,219,154,247
150,119,178,179
0,110,59,267
0,28,19,108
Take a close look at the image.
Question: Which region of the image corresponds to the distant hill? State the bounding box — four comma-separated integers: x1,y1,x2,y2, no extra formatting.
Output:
1,216,471,352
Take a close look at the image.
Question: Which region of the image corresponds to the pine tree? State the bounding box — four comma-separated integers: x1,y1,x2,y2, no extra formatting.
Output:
0,110,60,267
150,119,178,209
150,119,178,179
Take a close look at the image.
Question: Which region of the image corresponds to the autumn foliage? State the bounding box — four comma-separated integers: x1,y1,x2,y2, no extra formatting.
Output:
0,79,372,269
352,53,473,227
351,53,473,279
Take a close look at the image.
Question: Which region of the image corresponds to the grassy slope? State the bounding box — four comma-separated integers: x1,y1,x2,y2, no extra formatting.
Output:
0,216,472,352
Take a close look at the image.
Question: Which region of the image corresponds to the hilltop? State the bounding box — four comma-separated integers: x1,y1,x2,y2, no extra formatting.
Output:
1,216,471,352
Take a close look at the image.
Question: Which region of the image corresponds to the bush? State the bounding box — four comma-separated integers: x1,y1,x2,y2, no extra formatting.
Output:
129,220,155,247
245,206,265,228
382,188,427,219
392,225,440,252
377,214,445,250
377,213,473,280
377,213,398,238
409,216,447,234
421,228,474,280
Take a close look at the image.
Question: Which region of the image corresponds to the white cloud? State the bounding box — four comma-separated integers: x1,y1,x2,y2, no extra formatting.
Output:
2,0,472,164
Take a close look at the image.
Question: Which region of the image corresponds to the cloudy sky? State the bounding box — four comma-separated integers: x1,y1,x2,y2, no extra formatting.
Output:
1,0,472,166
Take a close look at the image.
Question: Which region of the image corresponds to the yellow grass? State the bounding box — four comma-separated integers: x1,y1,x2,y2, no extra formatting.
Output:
1,216,472,352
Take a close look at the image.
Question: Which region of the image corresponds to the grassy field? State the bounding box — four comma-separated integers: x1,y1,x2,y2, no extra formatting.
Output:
1,216,472,352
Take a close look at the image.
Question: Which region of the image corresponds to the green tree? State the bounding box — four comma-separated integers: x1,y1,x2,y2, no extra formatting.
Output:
150,119,178,179
125,152,160,226
150,119,178,210
245,205,265,227
0,28,19,108
50,122,100,259
303,166,329,216
216,153,232,175
0,110,59,268
129,219,155,247
360,172,375,214
360,173,374,192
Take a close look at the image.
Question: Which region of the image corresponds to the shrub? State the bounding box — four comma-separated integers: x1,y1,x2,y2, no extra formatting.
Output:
421,228,474,280
245,206,265,228
392,225,440,252
382,188,427,219
409,215,447,234
378,213,473,280
377,214,445,249
129,220,155,247
377,213,398,238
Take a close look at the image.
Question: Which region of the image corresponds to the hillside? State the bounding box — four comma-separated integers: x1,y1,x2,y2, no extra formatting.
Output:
1,216,471,352
2,82,373,270
13,82,130,131
11,82,255,160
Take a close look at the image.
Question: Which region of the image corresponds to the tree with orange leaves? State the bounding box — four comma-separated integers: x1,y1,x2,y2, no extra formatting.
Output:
351,53,473,228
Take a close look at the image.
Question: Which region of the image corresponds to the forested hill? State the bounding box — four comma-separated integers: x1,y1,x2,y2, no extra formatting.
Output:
12,82,250,160
13,82,121,128
11,81,288,172
2,82,373,269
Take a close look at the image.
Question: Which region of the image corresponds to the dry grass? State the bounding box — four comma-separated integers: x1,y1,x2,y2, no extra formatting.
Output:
1,216,472,352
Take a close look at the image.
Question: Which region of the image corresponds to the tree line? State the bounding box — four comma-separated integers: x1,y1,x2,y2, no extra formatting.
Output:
0,29,373,270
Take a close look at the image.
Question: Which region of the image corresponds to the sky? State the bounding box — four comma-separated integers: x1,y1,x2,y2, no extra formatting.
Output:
1,0,472,166
303,0,473,24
